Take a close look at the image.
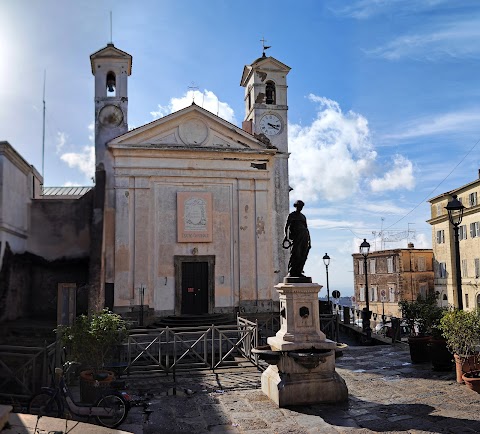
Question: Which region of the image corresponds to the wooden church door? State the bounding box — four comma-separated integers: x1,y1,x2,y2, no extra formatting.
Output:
181,262,209,315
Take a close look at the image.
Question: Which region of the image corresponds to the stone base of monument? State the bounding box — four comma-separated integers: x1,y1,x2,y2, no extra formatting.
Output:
255,280,348,407
260,347,348,407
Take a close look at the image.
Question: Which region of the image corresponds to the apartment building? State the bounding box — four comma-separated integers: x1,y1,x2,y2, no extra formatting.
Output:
427,172,480,310
352,244,434,318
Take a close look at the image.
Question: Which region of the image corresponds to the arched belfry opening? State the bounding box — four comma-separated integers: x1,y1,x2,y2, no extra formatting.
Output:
106,71,116,96
265,81,276,105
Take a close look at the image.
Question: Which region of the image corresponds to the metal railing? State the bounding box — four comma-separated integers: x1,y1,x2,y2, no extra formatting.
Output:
335,304,406,343
0,341,59,402
122,318,260,375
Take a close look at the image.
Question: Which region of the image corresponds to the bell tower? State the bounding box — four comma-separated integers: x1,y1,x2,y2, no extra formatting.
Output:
241,49,291,284
240,51,290,153
90,43,132,167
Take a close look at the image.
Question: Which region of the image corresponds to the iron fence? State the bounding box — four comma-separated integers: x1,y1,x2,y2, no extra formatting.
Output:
0,341,59,402
122,318,261,375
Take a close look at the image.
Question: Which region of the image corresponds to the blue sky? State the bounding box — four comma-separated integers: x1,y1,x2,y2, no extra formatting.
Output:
1,0,480,297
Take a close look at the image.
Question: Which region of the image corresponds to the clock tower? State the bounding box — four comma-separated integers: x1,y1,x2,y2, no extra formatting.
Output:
240,52,290,153
241,50,291,283
90,43,132,167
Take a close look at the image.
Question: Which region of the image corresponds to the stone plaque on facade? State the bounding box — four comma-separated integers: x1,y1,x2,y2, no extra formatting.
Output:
177,192,213,242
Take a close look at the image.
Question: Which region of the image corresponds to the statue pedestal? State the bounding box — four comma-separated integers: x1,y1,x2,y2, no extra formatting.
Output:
261,281,348,407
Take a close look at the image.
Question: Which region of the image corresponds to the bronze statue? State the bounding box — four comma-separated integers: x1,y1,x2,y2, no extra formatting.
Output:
283,200,311,278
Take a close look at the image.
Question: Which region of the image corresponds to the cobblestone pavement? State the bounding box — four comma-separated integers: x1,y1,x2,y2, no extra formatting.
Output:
119,344,480,434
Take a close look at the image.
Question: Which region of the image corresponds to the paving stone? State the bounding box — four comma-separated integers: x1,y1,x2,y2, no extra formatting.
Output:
234,418,269,430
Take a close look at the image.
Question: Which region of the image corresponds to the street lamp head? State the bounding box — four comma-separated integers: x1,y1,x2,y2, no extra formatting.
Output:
322,253,330,266
360,239,370,258
445,194,465,226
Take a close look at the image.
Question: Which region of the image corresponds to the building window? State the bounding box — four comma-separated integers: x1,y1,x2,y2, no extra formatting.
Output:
265,81,276,104
359,287,365,302
419,283,428,299
387,257,394,273
470,222,480,238
469,192,478,207
417,256,426,272
438,262,447,278
475,258,480,278
370,287,376,302
106,71,116,96
465,294,469,309
436,230,445,244
369,259,376,274
462,259,468,277
358,260,364,275
389,286,396,302
459,225,467,240
436,203,442,217
477,294,480,309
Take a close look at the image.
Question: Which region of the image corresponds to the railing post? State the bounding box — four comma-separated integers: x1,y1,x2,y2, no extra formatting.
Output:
343,306,350,325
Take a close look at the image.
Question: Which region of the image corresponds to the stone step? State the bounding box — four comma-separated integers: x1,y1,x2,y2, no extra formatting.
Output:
0,405,12,431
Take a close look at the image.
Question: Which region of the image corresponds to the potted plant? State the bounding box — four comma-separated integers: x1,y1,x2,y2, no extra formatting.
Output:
399,294,437,363
439,309,480,384
427,304,452,371
57,309,127,402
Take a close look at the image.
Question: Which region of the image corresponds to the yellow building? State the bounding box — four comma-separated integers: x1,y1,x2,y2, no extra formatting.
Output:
427,172,480,310
352,244,434,319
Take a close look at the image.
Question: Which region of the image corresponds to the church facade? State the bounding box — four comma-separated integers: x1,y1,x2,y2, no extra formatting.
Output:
90,44,291,317
0,43,292,322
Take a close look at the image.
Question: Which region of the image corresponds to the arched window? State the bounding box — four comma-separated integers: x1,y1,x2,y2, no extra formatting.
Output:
265,81,276,105
106,71,116,96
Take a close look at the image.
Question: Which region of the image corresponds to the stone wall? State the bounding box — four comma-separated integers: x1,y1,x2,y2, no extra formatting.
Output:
28,192,93,260
0,244,89,321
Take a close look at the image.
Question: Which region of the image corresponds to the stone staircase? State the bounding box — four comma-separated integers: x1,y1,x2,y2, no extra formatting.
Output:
113,305,156,327
152,313,235,328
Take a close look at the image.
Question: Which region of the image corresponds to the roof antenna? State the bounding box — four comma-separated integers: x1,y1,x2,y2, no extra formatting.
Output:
260,37,271,57
42,69,46,183
109,11,113,44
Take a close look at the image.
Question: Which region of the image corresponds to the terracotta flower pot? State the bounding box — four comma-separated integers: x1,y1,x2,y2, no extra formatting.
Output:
428,338,453,372
454,354,480,383
408,336,430,364
462,370,480,393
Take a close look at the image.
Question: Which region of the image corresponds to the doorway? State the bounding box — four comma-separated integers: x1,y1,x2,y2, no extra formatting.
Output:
174,255,215,315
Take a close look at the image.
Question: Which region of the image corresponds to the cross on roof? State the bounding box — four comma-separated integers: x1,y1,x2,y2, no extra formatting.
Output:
260,37,271,56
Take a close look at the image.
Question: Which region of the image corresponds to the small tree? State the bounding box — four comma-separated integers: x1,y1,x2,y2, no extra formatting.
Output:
58,309,127,372
439,309,480,371
399,294,440,337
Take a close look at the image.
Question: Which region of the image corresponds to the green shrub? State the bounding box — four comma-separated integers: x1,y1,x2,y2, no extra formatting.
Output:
57,309,127,372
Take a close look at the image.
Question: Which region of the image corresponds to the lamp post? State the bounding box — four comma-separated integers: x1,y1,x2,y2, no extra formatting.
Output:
323,253,331,313
360,239,372,339
445,194,465,310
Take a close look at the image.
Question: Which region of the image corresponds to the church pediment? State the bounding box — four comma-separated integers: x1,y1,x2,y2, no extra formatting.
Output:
90,44,132,75
241,56,291,86
109,104,272,152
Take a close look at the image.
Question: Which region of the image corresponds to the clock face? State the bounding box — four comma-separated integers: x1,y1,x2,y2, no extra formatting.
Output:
259,114,282,136
98,105,124,128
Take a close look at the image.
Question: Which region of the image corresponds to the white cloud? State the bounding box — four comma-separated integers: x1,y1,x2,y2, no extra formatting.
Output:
383,110,480,140
288,95,377,201
370,155,415,192
333,0,454,20
358,200,409,215
57,122,95,184
56,132,67,153
367,17,480,61
151,90,236,124
60,146,95,182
